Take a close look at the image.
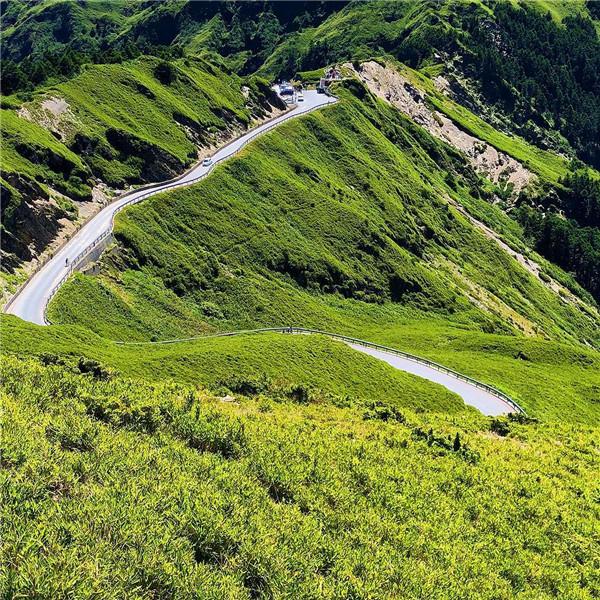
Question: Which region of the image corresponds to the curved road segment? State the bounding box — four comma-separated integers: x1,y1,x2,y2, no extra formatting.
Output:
4,89,518,416
348,344,516,416
6,90,335,325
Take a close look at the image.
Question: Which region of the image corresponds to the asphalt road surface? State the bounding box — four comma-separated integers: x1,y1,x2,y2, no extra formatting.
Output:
349,343,517,416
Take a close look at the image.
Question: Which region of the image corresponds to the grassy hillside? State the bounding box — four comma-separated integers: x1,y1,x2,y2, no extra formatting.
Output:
2,3,599,597
392,60,570,185
3,314,599,425
2,353,598,598
39,80,600,425
1,52,278,273
49,81,600,347
258,0,600,167
0,1,136,61
0,316,464,415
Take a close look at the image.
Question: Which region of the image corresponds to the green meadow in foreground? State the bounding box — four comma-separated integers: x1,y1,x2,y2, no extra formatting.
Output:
3,315,600,425
2,354,598,599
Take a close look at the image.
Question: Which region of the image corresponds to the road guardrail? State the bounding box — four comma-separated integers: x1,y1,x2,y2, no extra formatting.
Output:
115,325,525,414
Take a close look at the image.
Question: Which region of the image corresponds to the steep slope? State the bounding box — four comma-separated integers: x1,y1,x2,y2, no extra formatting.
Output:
0,0,136,62
348,59,600,302
4,1,598,167
37,80,600,423
1,53,281,293
259,0,600,167
49,80,600,344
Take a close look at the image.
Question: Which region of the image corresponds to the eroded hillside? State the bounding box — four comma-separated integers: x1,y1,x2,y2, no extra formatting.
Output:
349,61,534,196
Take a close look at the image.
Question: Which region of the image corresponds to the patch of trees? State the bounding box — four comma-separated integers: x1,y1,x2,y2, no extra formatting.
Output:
515,169,600,301
463,3,600,168
515,205,600,302
559,170,600,228
0,41,182,95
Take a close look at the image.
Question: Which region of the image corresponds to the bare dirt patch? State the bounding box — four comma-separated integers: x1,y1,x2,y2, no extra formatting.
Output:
347,61,534,195
18,96,77,141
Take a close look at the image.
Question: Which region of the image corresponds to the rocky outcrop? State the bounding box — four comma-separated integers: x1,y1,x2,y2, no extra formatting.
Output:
348,61,534,195
1,175,67,267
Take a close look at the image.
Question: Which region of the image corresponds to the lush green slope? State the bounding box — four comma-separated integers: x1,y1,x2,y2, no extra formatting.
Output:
40,80,600,425
4,314,599,425
258,0,600,167
0,316,463,415
0,0,136,62
4,0,598,167
2,3,599,597
1,52,278,273
2,354,598,598
49,81,600,347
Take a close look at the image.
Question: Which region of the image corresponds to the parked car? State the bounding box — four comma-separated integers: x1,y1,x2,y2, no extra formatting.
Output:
297,93,304,102
202,158,213,167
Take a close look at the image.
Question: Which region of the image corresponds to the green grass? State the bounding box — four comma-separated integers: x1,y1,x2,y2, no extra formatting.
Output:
3,3,599,597
49,81,600,346
40,80,600,424
511,0,593,22
0,315,463,415
4,312,599,425
1,52,277,273
15,53,266,187
1,108,92,215
2,353,598,598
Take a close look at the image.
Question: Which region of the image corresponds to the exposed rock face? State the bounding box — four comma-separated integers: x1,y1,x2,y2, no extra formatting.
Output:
105,128,185,183
18,96,76,142
348,61,534,195
1,175,65,266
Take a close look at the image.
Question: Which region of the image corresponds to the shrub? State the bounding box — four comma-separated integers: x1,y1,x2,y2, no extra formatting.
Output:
363,401,406,423
171,410,246,458
220,374,271,396
154,61,175,85
77,357,112,380
490,418,511,437
45,417,98,452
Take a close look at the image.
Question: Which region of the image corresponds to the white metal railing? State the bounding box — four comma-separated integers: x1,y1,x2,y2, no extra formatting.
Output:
115,326,525,414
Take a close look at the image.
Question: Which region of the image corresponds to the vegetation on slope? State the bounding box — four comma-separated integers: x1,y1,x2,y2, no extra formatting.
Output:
0,315,464,415
2,354,598,598
2,3,599,597
4,314,599,425
49,81,600,347
355,58,600,302
3,0,598,166
1,52,279,271
258,0,600,167
39,78,600,424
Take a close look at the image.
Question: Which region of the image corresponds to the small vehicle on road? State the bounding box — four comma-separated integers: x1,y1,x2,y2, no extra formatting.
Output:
202,158,213,167
297,93,304,102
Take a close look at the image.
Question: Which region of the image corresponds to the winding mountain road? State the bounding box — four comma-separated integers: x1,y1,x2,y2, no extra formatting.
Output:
5,90,336,325
347,344,517,415
4,89,521,416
